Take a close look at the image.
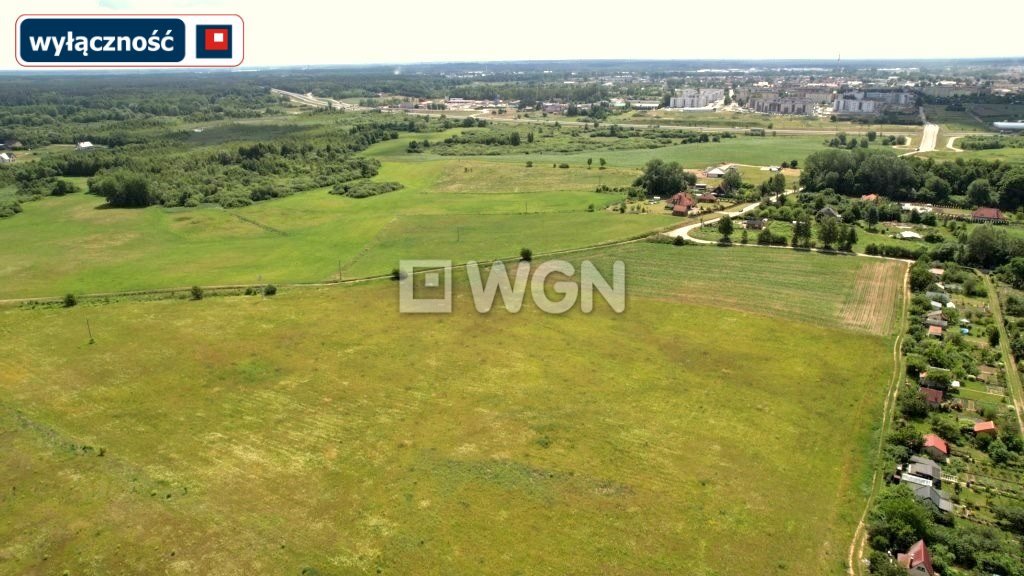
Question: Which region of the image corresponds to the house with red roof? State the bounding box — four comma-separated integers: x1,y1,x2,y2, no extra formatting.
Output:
920,387,944,408
973,420,997,438
667,192,696,216
860,193,879,202
897,540,936,576
971,207,1007,224
922,434,948,462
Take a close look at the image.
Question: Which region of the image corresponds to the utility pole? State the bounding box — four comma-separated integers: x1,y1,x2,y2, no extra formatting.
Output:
86,318,94,344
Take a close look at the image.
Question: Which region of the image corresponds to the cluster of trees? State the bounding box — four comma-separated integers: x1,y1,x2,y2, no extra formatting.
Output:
801,147,1024,210
633,159,696,198
960,135,1024,151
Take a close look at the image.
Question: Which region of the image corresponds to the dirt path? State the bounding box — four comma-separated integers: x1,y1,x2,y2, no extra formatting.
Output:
846,264,910,576
983,275,1024,436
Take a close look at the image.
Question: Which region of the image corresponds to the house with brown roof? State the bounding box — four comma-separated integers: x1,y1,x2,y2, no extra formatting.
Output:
927,325,943,339
667,193,696,216
860,193,879,202
971,207,1007,224
973,420,997,438
743,218,766,230
922,434,948,462
698,193,717,203
897,540,936,576
920,387,944,408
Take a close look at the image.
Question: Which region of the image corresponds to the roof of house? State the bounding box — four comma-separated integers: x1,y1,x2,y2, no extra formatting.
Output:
972,206,1006,220
908,455,942,479
920,387,944,404
860,193,879,201
897,540,935,576
928,268,945,276
698,193,717,202
899,230,923,239
973,420,997,433
817,206,841,218
927,325,943,336
923,434,948,455
912,484,954,513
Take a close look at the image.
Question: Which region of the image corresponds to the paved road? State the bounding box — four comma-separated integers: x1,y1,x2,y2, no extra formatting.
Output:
664,192,789,243
900,122,938,157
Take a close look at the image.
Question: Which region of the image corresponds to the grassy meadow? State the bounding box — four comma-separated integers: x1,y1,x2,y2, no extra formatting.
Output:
0,118,829,300
0,245,903,576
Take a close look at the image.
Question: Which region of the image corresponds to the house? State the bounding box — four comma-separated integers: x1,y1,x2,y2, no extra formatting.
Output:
743,218,766,230
816,206,841,221
860,193,879,202
927,325,943,338
694,183,708,192
896,540,936,576
971,206,1007,224
698,193,717,203
920,387,944,407
973,420,997,437
713,181,733,196
922,434,949,461
76,141,94,150
667,193,696,216
928,268,944,278
0,152,12,163
929,300,943,310
923,313,948,328
906,455,942,483
911,484,954,513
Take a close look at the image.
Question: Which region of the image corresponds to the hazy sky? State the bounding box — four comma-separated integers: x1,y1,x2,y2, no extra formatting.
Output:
3,0,1023,69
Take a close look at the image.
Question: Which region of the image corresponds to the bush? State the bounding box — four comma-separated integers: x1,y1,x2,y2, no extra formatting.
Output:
558,163,569,169
525,161,533,168
63,293,77,308
673,235,685,246
520,247,533,262
263,284,277,296
190,285,204,300
330,180,403,199
391,268,405,281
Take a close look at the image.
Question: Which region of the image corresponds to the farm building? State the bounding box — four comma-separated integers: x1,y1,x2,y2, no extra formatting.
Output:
0,152,13,163
922,434,948,462
76,141,94,150
667,193,696,216
971,207,1007,224
705,164,736,178
896,540,936,576
698,193,717,203
897,230,923,240
973,420,997,437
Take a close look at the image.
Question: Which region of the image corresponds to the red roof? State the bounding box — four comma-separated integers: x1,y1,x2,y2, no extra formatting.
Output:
923,434,948,455
897,540,935,576
861,194,879,201
972,207,1006,220
669,193,696,214
927,325,943,336
920,387,944,405
973,420,997,433
698,193,717,202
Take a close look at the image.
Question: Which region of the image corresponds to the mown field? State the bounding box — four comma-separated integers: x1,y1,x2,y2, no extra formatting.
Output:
0,120,826,300
0,245,903,576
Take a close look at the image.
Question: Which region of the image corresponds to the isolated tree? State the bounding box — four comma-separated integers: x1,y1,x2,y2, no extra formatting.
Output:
599,158,607,168
717,216,734,240
867,130,877,142
263,284,277,296
510,132,521,146
63,293,77,308
818,217,841,248
741,229,749,244
967,178,995,207
587,158,593,169
190,285,204,300
771,172,786,194
866,205,880,228
527,131,534,143
988,325,1001,347
723,169,743,192
520,247,533,262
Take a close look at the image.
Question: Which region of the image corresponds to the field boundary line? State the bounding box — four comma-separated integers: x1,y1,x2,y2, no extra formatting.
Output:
847,262,910,576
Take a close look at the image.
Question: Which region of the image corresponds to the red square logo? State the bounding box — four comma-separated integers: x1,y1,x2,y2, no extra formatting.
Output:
204,28,230,51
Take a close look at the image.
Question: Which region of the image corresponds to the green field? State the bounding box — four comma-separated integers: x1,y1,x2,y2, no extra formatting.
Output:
0,245,902,575
0,127,829,300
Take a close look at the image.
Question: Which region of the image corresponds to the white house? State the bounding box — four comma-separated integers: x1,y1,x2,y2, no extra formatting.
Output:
76,141,94,150
0,152,12,163
897,230,923,240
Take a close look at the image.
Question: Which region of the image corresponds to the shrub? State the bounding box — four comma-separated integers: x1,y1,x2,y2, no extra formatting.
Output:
526,161,533,168
672,235,685,246
63,293,77,308
520,247,533,262
190,285,204,300
330,180,403,199
263,284,277,296
391,268,405,281
558,163,569,169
